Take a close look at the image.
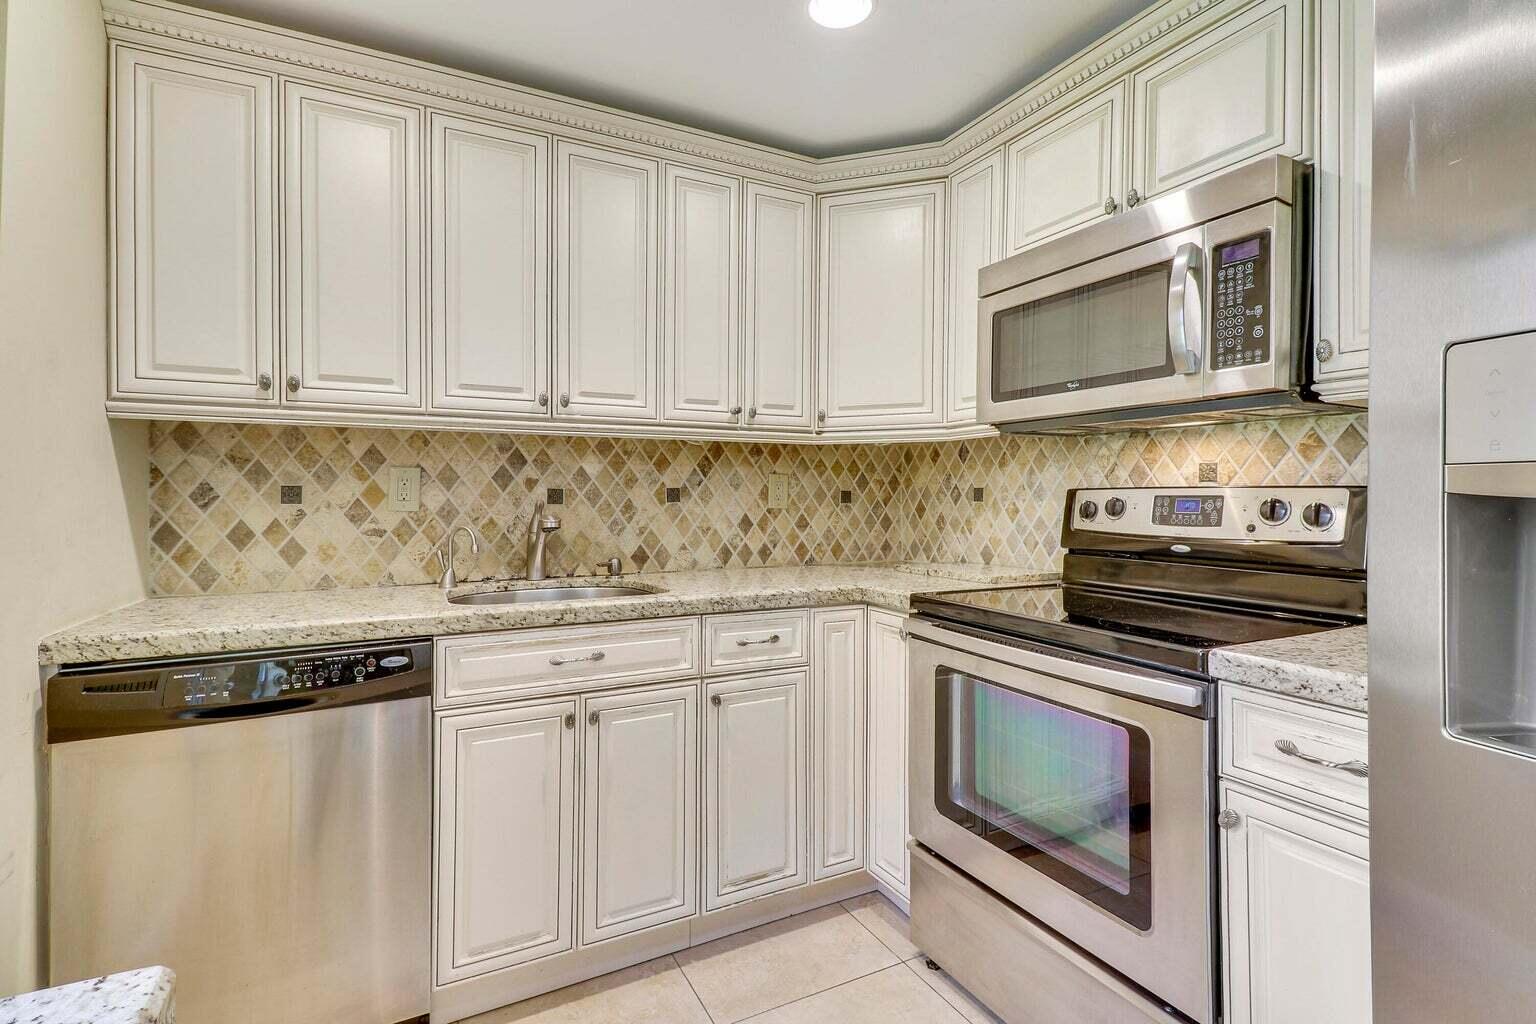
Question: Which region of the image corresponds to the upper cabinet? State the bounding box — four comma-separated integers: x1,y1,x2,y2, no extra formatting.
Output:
818,182,946,431
429,114,551,417
555,142,659,421
1005,82,1124,255
662,164,742,426
743,184,816,432
948,151,1004,422
112,48,277,404
283,83,423,408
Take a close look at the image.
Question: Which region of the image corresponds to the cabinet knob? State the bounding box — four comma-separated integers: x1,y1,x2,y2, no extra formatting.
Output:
898,629,910,641
1126,188,1143,209
559,393,570,408
1103,196,1119,216
710,694,722,707
563,712,575,730
747,406,757,420
588,710,599,726
257,372,272,391
1217,808,1240,830
817,409,826,423
286,374,300,393
730,405,743,418
1317,338,1335,363
538,391,549,407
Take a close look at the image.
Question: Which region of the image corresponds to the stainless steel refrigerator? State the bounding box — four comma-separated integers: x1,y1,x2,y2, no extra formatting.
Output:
1373,1,1536,1020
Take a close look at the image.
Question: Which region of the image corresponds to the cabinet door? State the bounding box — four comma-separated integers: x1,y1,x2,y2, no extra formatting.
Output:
113,49,276,403
1313,0,1371,403
866,609,910,899
704,670,808,909
435,700,575,985
1004,82,1124,256
743,184,815,431
283,83,423,408
1221,784,1372,1024
1130,0,1304,202
429,114,550,415
555,141,659,420
580,683,699,945
947,150,1004,422
811,609,865,880
818,183,946,429
662,164,741,425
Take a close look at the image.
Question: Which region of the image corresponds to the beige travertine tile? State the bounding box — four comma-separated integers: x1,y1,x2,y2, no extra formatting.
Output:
841,891,921,960
461,955,710,1024
743,963,966,1024
904,956,1005,1024
674,904,898,1022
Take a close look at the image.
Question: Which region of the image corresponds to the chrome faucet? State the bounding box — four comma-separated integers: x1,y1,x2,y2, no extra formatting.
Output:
525,501,561,581
436,525,481,589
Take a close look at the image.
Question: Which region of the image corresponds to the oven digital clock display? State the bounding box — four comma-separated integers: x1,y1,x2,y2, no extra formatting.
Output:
1152,495,1224,527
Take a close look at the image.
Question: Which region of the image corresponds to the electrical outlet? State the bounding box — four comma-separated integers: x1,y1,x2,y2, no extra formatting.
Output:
768,473,789,509
388,466,421,512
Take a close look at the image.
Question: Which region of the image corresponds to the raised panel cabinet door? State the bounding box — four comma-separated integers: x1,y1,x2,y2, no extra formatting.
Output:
947,150,1004,422
811,608,866,880
435,700,576,985
555,141,659,420
1130,0,1304,201
743,184,815,431
1221,785,1372,1024
1004,81,1125,256
817,183,946,429
283,83,423,408
704,670,809,910
430,114,550,415
113,48,276,403
662,164,741,425
580,683,699,945
866,609,909,899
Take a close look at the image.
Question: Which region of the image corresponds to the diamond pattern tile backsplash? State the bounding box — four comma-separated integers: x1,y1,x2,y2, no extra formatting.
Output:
145,414,1367,596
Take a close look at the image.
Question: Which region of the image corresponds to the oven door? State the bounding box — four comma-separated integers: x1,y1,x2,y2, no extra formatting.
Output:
907,618,1215,1024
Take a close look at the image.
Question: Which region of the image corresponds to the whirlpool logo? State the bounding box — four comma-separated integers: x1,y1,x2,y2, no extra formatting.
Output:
1066,380,1082,390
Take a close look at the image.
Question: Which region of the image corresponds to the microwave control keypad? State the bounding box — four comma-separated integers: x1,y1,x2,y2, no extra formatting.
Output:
1212,232,1271,370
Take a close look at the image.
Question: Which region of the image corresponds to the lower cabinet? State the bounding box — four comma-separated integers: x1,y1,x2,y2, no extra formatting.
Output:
703,669,809,909
867,609,911,901
810,608,865,880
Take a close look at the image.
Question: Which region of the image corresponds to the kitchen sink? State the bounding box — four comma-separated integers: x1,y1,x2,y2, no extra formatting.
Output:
448,585,656,606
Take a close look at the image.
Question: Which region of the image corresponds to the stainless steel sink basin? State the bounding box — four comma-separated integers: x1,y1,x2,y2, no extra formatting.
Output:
448,585,655,606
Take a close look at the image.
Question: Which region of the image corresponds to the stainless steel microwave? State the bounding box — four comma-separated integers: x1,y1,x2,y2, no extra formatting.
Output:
977,156,1317,433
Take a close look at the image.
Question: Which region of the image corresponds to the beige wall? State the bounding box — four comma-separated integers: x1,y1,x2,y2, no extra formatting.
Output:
0,0,149,996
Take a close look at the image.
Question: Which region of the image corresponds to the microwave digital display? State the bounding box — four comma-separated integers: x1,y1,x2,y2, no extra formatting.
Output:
1220,237,1262,265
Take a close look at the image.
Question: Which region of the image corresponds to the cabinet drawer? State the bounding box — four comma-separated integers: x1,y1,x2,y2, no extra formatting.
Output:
437,618,700,706
1220,685,1369,821
702,609,810,675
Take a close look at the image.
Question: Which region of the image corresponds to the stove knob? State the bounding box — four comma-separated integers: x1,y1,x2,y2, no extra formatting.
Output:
1078,499,1099,522
1105,497,1126,519
1301,502,1336,531
1257,498,1291,525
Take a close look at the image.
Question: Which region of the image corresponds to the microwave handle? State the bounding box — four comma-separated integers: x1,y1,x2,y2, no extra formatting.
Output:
1168,241,1204,375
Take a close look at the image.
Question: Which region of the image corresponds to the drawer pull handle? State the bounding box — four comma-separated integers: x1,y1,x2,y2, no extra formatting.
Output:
550,650,606,666
1273,738,1369,777
736,633,781,647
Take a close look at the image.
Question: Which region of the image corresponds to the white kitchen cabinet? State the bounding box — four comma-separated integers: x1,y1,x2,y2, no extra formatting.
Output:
866,609,910,901
1220,783,1372,1024
810,608,865,880
1004,82,1125,255
429,114,550,416
703,669,809,909
554,141,659,420
580,683,699,945
112,48,277,404
947,150,1004,422
1129,0,1305,204
283,83,423,408
662,164,741,425
743,183,815,431
1313,0,1372,404
817,183,946,430
435,700,576,985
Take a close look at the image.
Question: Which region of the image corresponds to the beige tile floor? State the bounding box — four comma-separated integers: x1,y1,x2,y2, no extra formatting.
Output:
465,892,1003,1024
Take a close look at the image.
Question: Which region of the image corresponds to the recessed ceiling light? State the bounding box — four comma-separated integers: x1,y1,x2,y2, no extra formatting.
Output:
808,0,873,30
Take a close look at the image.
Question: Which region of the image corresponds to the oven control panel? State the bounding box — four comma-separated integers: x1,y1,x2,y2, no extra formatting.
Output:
1212,232,1271,371
1069,487,1355,543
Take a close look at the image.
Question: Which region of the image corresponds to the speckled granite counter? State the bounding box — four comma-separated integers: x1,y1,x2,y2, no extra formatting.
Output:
0,967,175,1024
39,563,1054,665
1210,625,1369,713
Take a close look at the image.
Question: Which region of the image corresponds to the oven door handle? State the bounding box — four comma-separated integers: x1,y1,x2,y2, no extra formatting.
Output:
1168,240,1205,375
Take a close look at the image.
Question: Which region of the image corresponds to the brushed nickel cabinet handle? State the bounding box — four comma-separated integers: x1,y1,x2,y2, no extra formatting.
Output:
538,391,549,407
1273,738,1368,777
587,710,599,726
286,374,300,393
1103,196,1119,215
559,393,570,408
735,634,781,647
257,372,272,391
563,712,575,730
550,650,605,666
1317,339,1336,362
747,406,757,420
1126,187,1143,208
1217,809,1240,830
710,694,721,707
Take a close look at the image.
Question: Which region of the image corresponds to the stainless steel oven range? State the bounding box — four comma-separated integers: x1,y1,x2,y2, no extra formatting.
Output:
905,486,1366,1024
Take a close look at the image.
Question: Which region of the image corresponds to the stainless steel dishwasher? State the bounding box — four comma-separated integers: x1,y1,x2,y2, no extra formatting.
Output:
46,639,433,1024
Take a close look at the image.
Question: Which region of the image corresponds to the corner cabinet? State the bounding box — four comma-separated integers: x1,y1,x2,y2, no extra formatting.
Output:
743,184,816,432
866,609,911,903
1005,82,1125,256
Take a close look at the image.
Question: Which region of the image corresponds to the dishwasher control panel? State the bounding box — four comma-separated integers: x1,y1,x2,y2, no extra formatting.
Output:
168,645,420,706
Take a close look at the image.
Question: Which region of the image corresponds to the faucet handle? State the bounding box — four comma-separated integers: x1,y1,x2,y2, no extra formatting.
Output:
595,557,622,576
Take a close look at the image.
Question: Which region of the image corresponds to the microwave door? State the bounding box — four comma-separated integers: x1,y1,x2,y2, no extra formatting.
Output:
978,227,1206,425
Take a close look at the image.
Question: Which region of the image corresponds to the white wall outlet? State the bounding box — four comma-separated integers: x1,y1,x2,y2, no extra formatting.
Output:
768,473,789,509
388,466,421,512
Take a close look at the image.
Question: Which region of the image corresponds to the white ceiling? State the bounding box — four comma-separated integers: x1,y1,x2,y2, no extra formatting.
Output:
178,0,1156,157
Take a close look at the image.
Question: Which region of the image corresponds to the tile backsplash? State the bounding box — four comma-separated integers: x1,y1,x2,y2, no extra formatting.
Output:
146,414,1367,596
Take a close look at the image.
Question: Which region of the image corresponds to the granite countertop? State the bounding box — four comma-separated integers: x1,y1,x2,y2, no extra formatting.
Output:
39,562,1055,666
1209,625,1369,713
0,967,175,1024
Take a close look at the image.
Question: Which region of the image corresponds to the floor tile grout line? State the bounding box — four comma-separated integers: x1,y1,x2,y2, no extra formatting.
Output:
900,956,990,1024
671,952,720,1024
728,961,914,1024
837,894,919,964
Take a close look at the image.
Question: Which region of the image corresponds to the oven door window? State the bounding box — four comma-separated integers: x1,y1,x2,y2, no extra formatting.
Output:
934,667,1152,929
991,261,1174,401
